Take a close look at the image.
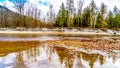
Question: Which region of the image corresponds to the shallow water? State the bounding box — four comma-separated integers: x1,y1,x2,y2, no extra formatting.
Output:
0,45,120,68
0,33,120,41
0,34,120,68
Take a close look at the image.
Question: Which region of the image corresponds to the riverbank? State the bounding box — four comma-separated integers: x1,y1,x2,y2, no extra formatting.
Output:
0,28,120,35
0,31,120,36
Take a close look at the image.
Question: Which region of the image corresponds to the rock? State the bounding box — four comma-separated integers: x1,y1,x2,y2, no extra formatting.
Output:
107,30,113,34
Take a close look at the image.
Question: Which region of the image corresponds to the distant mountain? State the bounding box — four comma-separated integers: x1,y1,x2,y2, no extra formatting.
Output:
0,5,43,28
0,5,18,27
0,5,11,12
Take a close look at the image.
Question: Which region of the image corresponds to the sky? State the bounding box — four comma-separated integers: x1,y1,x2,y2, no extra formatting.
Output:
0,0,120,16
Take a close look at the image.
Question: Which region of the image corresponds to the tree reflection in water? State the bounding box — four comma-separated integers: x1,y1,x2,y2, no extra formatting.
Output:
13,51,26,68
0,44,120,68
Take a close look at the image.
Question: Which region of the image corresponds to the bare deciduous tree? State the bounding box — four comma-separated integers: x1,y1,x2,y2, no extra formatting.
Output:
12,0,26,27
77,0,84,27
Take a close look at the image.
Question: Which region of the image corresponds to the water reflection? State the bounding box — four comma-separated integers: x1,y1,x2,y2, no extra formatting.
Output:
0,44,120,68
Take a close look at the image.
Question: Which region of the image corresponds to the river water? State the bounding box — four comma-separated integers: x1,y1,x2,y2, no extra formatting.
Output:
0,34,120,68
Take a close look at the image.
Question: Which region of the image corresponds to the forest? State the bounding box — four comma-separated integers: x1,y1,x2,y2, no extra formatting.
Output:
0,0,120,29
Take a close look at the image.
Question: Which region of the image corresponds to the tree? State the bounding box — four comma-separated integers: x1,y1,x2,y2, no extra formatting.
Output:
114,14,120,29
0,5,5,27
76,0,84,27
106,11,114,28
96,12,101,28
55,3,68,27
113,6,120,29
89,0,97,29
11,0,26,27
113,6,119,16
48,4,55,27
11,0,26,14
66,0,75,16
33,7,40,27
82,7,91,27
0,3,9,27
25,3,34,27
66,0,75,27
100,2,107,28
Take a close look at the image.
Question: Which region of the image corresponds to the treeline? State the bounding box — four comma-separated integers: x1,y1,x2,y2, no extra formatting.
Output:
0,0,120,29
55,0,120,29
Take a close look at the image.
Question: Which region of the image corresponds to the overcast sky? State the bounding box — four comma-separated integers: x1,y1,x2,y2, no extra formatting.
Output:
0,0,120,16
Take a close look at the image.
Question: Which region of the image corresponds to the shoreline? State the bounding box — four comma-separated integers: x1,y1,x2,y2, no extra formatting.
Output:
0,31,120,36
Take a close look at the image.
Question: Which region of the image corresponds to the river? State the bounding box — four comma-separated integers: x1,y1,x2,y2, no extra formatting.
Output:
0,33,120,68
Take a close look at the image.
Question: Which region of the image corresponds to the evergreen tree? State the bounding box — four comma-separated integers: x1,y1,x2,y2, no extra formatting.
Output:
106,11,114,28
114,14,120,29
96,13,101,28
113,6,119,16
55,3,68,27
82,7,91,27
100,2,107,28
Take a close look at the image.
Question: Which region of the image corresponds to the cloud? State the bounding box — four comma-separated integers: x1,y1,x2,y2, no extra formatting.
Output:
23,0,66,18
46,0,66,12
0,0,120,16
24,0,49,17
0,0,15,12
25,0,66,16
4,0,15,11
